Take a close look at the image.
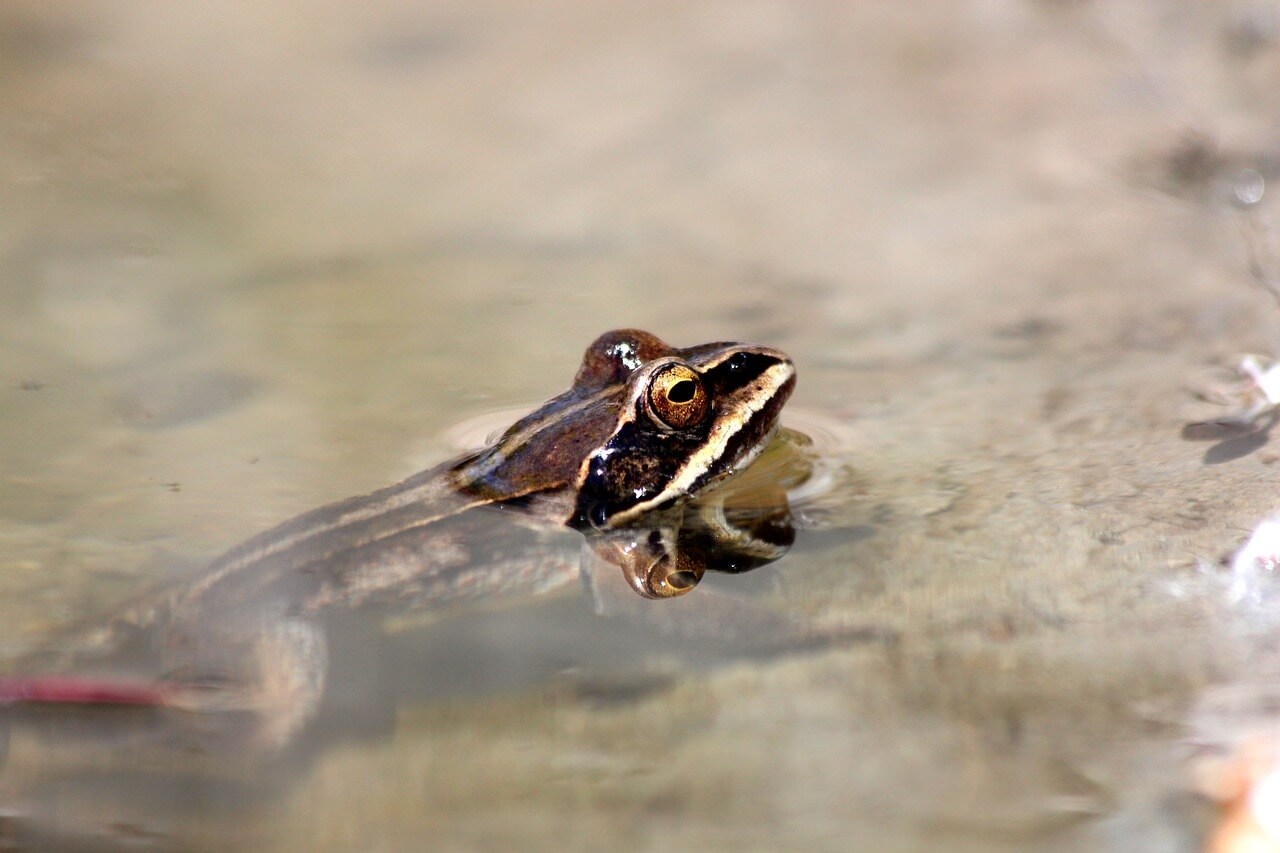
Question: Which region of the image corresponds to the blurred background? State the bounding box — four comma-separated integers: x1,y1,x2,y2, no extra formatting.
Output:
4,1,1280,849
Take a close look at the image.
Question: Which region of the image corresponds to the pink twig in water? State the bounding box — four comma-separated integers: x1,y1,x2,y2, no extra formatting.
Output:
0,677,170,707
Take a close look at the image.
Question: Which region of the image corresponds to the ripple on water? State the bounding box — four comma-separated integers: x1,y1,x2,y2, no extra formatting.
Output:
443,405,539,450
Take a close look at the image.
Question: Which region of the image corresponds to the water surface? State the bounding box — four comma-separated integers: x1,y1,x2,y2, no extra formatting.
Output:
3,2,1279,849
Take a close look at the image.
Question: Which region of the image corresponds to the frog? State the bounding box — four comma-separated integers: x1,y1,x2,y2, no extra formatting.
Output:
1,329,802,751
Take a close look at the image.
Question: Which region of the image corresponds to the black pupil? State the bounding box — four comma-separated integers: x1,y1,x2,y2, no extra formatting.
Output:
667,379,696,404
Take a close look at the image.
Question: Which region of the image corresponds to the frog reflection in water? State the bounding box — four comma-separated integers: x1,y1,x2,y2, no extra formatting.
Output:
3,330,805,750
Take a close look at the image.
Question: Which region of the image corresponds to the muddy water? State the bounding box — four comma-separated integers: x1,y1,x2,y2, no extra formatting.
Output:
3,2,1280,849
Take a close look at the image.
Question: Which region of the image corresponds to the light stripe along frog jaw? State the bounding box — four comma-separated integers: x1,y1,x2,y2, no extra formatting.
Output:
571,342,796,533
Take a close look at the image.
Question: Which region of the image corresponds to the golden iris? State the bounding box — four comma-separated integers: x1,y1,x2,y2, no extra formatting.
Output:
647,363,710,429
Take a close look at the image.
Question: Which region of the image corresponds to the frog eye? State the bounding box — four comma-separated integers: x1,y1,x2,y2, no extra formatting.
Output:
646,363,710,429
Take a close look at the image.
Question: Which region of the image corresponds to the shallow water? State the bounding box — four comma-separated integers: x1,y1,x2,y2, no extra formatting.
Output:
4,1,1280,849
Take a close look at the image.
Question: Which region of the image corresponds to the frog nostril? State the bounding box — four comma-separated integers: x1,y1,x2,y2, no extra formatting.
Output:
588,503,611,529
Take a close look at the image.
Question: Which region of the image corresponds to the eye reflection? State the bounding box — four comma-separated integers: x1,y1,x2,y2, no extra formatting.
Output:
667,570,699,590
644,562,703,598
584,485,796,601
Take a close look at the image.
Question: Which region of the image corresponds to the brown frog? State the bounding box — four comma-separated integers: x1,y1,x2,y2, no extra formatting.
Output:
3,329,800,749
